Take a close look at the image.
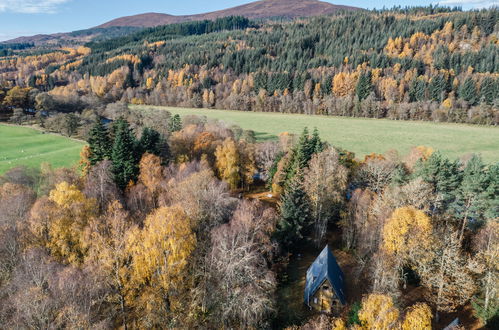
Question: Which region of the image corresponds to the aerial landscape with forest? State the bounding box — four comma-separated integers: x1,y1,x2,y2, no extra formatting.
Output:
0,0,497,329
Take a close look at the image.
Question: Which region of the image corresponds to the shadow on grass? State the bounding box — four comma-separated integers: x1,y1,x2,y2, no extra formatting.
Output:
254,131,278,142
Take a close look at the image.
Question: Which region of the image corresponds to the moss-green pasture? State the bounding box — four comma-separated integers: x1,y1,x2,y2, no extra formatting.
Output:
0,124,85,174
132,105,499,163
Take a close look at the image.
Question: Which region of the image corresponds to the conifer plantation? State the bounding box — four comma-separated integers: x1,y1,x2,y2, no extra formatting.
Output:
0,2,498,329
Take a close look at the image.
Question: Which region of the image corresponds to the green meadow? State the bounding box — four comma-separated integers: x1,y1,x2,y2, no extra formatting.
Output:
133,105,499,163
0,124,85,174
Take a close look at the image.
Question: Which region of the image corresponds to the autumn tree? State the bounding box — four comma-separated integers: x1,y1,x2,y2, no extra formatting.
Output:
168,168,237,236
358,294,400,329
83,160,119,211
27,182,97,265
471,220,498,326
0,183,36,285
87,201,133,329
207,200,277,328
215,137,240,190
401,303,432,330
340,188,377,252
355,155,397,193
214,137,256,190
138,152,163,206
418,231,476,320
303,148,348,247
382,206,433,268
126,205,196,327
2,86,32,110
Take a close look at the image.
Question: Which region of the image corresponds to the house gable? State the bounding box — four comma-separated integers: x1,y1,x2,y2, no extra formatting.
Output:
304,245,346,310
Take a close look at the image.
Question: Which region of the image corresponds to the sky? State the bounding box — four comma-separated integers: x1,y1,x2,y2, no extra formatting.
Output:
0,0,496,41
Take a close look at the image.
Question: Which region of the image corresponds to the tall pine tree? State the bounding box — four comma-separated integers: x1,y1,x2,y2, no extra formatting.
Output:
139,127,161,156
451,155,489,240
415,152,462,214
169,114,182,132
87,119,111,165
459,77,477,105
356,71,372,101
111,118,139,190
276,176,311,248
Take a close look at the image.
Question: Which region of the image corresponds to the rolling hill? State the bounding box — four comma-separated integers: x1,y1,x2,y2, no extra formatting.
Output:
97,0,358,28
3,0,359,45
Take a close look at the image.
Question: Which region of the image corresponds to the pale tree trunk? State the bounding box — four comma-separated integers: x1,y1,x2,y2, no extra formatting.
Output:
459,197,472,243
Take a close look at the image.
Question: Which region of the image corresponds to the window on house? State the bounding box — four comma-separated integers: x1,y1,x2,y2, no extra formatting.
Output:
313,297,318,304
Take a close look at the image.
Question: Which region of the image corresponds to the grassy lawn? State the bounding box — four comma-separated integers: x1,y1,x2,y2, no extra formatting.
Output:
0,124,86,174
132,105,499,163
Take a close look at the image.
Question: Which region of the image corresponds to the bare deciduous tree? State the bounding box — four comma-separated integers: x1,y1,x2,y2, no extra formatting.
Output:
84,160,120,211
206,200,277,328
255,141,281,181
304,148,348,247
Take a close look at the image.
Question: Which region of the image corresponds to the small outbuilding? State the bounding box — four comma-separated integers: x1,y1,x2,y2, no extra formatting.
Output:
304,245,346,313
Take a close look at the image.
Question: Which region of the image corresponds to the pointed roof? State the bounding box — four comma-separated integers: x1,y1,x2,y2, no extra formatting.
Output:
304,245,346,306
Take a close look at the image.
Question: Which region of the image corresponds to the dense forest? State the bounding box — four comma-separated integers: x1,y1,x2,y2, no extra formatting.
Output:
0,7,498,125
0,103,497,328
0,7,498,328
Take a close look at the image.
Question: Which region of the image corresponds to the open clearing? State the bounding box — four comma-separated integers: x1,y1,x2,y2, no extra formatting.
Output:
133,105,499,163
0,124,85,174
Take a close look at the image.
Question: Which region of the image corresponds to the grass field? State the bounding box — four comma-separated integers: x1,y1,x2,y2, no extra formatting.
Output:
0,124,86,174
133,105,499,163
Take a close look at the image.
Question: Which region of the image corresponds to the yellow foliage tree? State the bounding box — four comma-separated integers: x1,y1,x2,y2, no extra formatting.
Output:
43,182,97,264
332,318,347,330
138,153,163,195
127,205,195,297
358,294,400,329
333,72,357,97
79,145,91,176
215,138,240,190
402,303,432,330
383,206,432,262
146,77,155,90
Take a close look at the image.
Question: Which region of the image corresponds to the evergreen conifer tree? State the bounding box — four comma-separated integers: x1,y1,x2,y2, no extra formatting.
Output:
480,77,496,105
484,164,499,220
87,119,111,165
276,176,311,248
139,127,161,156
429,75,446,102
356,71,372,101
169,114,182,132
111,118,139,190
459,77,477,105
415,152,462,213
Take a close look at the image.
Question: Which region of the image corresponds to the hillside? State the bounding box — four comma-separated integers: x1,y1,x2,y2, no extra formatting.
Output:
3,0,358,45
97,0,358,28
0,8,497,127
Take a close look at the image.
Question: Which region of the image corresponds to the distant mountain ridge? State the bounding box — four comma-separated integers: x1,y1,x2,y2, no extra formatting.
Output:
3,0,359,45
97,0,359,28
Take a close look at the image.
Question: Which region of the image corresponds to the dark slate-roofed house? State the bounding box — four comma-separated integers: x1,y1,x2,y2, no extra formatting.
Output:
304,245,346,313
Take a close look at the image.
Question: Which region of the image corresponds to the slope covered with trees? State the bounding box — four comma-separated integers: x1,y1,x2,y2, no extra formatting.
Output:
0,7,497,126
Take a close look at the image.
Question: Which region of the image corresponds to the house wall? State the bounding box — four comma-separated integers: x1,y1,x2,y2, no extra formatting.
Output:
310,280,340,313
